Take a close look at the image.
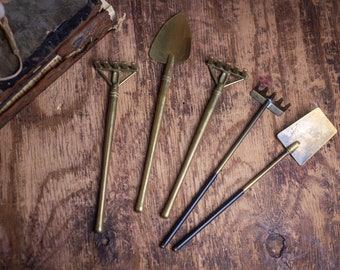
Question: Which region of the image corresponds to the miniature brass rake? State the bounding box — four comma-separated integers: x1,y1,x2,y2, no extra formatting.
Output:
161,56,247,219
94,60,138,233
161,84,290,248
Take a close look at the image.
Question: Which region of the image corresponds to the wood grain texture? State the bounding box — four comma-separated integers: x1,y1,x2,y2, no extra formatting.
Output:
0,0,339,269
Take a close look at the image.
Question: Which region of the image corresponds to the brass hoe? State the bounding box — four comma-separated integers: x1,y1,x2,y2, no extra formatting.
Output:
161,56,247,219
94,60,138,233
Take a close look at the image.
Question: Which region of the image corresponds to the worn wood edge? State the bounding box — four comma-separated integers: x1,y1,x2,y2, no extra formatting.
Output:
0,1,116,129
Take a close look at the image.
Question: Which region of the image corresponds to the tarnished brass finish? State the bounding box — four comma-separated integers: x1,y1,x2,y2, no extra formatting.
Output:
277,107,337,165
94,60,138,233
172,142,300,251
161,56,247,219
215,85,290,174
135,13,191,213
172,108,337,251
242,141,300,191
161,85,290,248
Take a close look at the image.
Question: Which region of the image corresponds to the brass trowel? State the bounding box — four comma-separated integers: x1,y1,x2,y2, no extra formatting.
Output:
171,107,337,251
135,13,191,212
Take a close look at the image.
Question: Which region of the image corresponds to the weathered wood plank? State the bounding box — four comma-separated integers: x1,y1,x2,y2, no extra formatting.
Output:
0,0,339,269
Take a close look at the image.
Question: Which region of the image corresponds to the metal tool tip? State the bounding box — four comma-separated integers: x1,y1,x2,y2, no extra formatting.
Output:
207,56,214,64
134,205,143,213
160,210,170,219
121,62,128,69
131,62,138,71
95,226,103,234
215,60,223,68
224,62,231,70
232,64,239,71
94,60,102,69
287,141,300,153
103,61,111,68
269,92,276,99
172,245,180,252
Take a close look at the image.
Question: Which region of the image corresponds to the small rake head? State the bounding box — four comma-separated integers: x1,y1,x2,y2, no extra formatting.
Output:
206,56,247,85
250,84,291,116
94,60,138,73
94,60,138,86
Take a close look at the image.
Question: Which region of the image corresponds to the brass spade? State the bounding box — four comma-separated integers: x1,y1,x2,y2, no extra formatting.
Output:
135,13,191,213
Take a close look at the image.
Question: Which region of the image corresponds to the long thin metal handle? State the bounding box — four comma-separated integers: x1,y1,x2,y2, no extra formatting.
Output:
135,53,175,212
172,142,299,251
173,188,244,251
161,172,218,248
161,100,271,246
95,84,119,233
215,99,271,173
161,83,224,218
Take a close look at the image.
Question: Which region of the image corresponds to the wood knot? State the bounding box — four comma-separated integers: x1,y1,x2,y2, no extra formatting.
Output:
95,230,118,263
265,233,285,258
95,230,116,251
101,237,110,246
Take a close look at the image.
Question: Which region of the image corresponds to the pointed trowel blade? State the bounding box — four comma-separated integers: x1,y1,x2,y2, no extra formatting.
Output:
149,13,191,64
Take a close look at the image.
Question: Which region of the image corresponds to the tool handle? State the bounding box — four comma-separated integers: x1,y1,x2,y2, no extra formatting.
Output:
95,88,119,233
173,188,244,251
243,141,299,191
172,141,300,250
161,100,271,235
135,54,175,212
215,99,271,174
161,84,224,218
161,172,219,248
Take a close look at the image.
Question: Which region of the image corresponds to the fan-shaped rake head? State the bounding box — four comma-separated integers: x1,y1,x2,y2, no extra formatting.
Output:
206,56,247,85
94,60,138,86
94,60,138,72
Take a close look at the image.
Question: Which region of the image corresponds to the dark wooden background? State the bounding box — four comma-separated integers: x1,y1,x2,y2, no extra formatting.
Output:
0,0,339,269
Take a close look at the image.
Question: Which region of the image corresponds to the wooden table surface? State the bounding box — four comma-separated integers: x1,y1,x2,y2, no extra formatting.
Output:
0,0,339,269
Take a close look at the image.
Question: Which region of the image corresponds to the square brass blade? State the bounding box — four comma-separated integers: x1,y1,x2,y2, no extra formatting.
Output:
277,108,337,165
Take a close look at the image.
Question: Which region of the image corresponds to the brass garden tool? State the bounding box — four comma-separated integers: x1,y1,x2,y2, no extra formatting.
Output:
172,107,337,251
161,85,290,248
94,60,138,233
161,56,247,218
135,13,191,213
